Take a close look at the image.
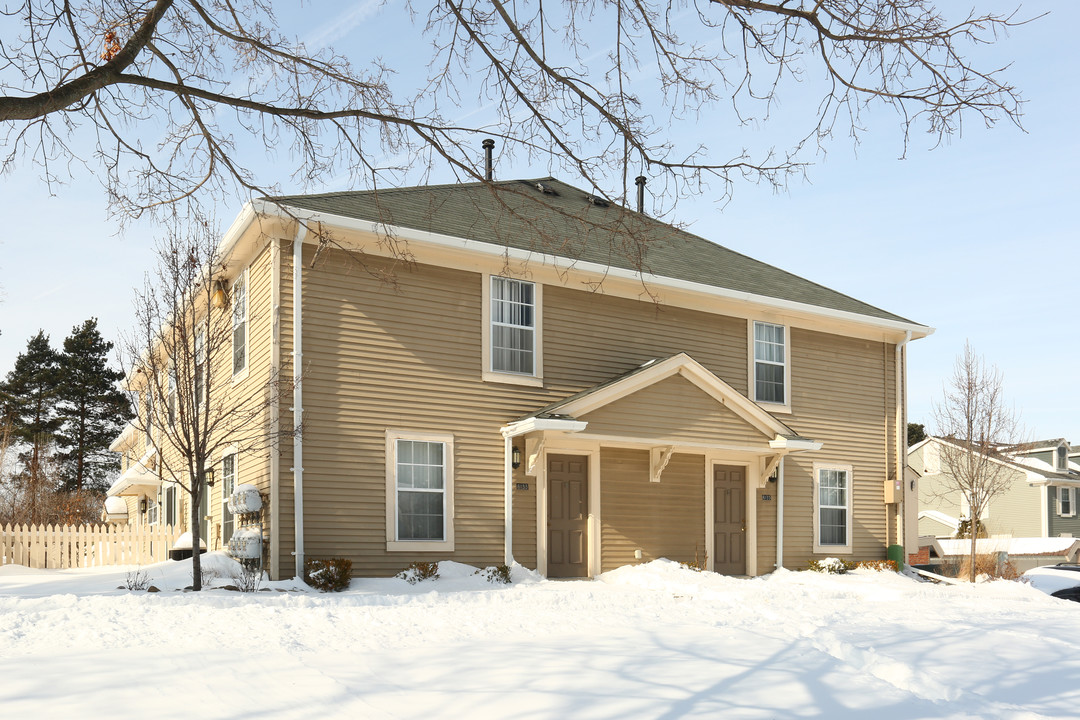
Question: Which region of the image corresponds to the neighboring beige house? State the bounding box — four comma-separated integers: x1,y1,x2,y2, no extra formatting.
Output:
910,437,1080,539
108,176,932,580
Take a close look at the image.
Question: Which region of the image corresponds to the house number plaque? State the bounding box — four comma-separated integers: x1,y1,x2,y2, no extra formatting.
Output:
761,494,772,501
516,483,530,491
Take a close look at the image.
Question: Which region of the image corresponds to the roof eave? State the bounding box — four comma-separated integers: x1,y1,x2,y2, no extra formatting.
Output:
254,200,933,340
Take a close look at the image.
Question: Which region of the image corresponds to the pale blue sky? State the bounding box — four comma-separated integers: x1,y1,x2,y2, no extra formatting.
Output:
1,1,1076,443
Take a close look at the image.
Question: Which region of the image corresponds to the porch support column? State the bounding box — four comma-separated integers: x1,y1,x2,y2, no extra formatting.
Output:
503,435,514,566
776,456,785,570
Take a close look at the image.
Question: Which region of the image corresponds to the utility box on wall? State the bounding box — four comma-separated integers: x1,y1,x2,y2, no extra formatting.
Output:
883,477,903,504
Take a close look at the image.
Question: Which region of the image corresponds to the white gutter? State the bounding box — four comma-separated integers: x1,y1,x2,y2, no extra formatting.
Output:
896,330,911,556
269,236,282,580
252,200,934,340
292,223,307,579
503,435,514,566
775,456,785,570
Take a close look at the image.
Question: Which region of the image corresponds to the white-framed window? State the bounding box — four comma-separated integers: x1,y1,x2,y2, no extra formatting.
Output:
194,330,206,408
1056,445,1068,472
167,367,176,427
750,320,790,410
146,493,160,527
164,484,178,528
222,452,237,543
813,463,853,554
232,269,248,379
1058,487,1076,518
482,275,542,386
385,430,455,552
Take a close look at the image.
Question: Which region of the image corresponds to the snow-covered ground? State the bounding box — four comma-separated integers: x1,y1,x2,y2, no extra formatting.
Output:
2,555,1078,719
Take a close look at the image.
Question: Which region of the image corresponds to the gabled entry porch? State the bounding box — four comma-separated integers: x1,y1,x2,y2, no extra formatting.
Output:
500,354,821,578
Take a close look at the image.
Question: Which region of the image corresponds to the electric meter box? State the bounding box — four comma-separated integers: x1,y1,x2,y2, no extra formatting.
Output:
228,483,262,515
883,477,903,504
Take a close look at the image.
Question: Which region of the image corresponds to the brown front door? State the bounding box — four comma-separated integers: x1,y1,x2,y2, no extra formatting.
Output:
548,454,589,577
714,465,746,575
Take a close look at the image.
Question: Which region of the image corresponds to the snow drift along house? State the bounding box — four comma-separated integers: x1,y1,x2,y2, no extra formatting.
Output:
107,177,932,580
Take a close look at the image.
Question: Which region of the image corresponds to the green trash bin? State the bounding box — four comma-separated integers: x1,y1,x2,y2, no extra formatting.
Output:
887,544,905,568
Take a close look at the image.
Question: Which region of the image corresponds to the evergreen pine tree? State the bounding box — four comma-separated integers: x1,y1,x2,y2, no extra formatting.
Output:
55,319,132,492
0,331,62,522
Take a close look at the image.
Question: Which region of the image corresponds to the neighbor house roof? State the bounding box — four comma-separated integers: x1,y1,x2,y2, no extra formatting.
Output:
266,178,922,326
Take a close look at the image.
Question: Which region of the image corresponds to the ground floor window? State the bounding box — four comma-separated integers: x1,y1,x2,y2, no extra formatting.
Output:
814,463,853,553
222,453,236,542
164,485,178,527
1059,486,1076,518
385,430,455,551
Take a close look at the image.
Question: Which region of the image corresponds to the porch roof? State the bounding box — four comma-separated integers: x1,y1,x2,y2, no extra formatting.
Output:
107,448,161,497
506,353,818,450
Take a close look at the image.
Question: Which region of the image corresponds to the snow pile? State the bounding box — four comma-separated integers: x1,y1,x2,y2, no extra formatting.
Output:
3,557,1080,718
938,536,1080,557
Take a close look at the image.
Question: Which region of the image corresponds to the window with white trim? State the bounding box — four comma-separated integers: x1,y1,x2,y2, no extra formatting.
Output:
491,277,535,375
167,367,176,427
386,430,455,551
147,493,160,526
1059,487,1076,518
164,484,178,528
222,453,236,543
232,270,248,377
1056,445,1068,472
814,463,853,553
194,330,206,408
753,321,786,405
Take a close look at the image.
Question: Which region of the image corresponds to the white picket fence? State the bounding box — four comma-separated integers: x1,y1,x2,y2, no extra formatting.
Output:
0,523,181,569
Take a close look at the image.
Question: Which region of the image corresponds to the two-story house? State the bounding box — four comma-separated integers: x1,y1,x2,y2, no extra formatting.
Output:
107,176,930,580
910,437,1080,539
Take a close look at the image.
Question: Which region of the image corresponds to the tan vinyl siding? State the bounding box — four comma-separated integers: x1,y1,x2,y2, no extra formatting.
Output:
600,448,705,571
779,330,896,567
511,461,537,569
756,485,778,572
579,375,768,446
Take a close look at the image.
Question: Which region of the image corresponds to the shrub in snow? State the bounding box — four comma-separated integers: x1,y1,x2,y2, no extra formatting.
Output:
475,564,512,584
232,559,264,593
681,550,709,572
125,568,151,591
397,561,440,584
855,559,900,572
807,558,857,575
955,517,988,539
304,558,353,592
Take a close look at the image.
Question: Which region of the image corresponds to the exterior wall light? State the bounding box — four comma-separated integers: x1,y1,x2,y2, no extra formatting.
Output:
211,280,228,309
511,445,522,469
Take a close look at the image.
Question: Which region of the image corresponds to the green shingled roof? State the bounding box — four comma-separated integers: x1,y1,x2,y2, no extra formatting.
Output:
267,177,918,325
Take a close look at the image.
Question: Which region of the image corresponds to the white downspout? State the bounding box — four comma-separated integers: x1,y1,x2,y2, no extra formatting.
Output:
504,435,514,565
292,224,307,579
775,456,784,570
896,331,912,559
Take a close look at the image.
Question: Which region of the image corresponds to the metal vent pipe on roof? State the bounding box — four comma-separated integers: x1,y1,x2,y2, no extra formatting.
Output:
483,138,495,181
635,175,646,214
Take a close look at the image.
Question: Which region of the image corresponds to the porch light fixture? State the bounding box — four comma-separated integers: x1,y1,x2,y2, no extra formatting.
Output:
211,279,228,309
511,445,522,469
205,469,215,487
139,498,148,513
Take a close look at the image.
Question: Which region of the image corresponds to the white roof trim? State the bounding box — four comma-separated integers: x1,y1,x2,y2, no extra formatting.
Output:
770,436,824,451
108,422,138,452
107,447,160,497
252,200,933,339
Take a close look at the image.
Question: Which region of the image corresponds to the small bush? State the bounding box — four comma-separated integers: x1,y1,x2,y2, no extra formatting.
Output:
396,561,440,584
475,564,512,584
126,568,150,591
958,553,1019,581
304,558,353,592
233,559,263,593
681,550,709,572
955,517,988,539
855,559,900,572
807,558,857,574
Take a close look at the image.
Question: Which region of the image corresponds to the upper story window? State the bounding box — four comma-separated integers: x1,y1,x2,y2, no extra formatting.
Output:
1056,445,1068,472
483,275,543,386
752,321,788,408
232,270,248,378
194,330,206,407
1059,487,1076,518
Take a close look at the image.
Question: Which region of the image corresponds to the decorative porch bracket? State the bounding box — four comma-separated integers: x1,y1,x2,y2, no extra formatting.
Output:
759,454,782,489
650,446,675,483
525,436,545,476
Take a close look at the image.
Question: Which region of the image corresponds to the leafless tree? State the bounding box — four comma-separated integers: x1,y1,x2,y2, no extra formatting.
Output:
119,218,284,590
933,342,1021,582
1,1,1029,232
